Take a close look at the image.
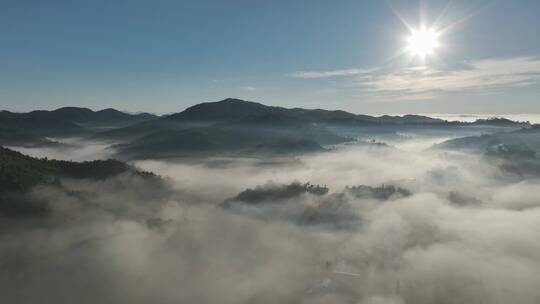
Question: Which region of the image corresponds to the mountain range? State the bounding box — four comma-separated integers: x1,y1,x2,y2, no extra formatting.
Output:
2,98,531,159
0,107,156,147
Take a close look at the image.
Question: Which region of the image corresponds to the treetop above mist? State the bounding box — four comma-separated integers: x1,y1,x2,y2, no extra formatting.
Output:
0,146,153,194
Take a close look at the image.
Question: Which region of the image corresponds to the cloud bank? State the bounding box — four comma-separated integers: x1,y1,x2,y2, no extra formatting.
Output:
2,141,540,303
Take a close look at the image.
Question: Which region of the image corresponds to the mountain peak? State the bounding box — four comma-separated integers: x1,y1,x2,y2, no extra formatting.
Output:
53,106,94,114
169,98,271,121
221,98,248,103
97,108,123,114
217,98,266,107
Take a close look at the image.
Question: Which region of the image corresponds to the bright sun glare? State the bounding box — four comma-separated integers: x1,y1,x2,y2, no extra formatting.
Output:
406,27,440,59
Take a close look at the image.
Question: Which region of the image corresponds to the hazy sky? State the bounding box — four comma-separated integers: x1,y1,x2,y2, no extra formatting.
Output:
2,0,540,114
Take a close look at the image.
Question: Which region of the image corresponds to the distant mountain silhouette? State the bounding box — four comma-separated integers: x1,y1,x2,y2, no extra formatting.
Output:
377,114,444,124
168,98,275,121
166,98,443,124
91,98,526,159
94,98,450,143
2,98,531,159
0,107,156,146
3,107,156,125
94,98,533,141
471,117,527,126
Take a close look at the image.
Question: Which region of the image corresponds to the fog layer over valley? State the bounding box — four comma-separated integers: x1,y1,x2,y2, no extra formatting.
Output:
2,132,540,303
2,99,540,303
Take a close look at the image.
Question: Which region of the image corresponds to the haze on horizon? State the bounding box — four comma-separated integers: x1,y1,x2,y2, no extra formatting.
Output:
2,0,540,115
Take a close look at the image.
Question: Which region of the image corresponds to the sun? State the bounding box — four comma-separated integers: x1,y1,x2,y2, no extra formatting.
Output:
406,27,440,59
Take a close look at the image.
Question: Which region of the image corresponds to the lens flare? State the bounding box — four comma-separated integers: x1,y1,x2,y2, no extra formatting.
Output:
406,27,440,59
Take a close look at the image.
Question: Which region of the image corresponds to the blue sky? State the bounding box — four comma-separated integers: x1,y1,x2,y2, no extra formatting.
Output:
1,0,540,114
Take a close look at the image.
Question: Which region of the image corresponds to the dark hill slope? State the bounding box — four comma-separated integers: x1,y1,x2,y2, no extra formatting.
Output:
0,146,141,193
434,126,540,177
112,123,342,160
0,146,157,215
168,98,275,121
435,126,540,155
92,117,209,141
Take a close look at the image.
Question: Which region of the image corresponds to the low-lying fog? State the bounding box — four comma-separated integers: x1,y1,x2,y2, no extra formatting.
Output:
3,136,540,304
6,137,113,161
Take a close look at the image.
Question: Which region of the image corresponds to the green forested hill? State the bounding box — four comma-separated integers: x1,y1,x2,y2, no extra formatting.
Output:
0,146,134,193
0,146,158,215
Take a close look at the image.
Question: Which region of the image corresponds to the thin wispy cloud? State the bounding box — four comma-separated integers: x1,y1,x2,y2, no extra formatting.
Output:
240,86,261,91
293,57,540,101
290,68,378,79
362,57,540,96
